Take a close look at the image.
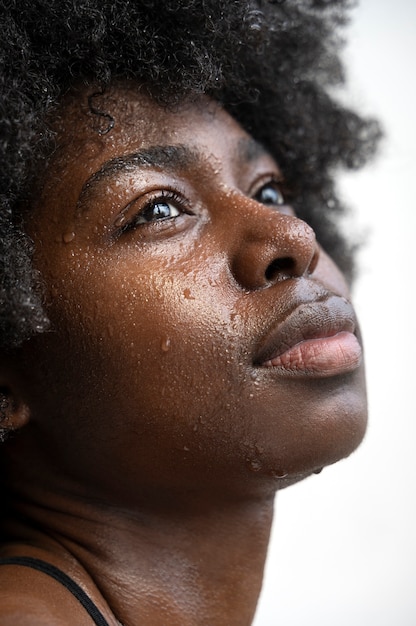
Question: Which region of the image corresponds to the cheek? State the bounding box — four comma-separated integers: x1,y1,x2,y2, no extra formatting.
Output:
31,257,265,494
45,254,239,420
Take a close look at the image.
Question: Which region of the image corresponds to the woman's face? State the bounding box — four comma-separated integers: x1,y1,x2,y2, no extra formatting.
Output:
22,84,367,502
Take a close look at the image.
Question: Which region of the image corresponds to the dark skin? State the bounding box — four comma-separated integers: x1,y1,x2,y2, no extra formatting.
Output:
0,84,367,625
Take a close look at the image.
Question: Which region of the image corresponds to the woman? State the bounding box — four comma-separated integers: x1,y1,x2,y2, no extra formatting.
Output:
0,1,379,624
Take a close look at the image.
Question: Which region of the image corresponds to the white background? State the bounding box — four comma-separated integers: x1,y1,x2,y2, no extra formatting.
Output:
254,1,416,624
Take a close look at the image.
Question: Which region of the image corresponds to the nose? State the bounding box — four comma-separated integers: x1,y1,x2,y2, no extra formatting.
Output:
228,198,320,291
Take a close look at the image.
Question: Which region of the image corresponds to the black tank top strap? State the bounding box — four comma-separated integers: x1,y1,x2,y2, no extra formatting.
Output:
0,556,111,626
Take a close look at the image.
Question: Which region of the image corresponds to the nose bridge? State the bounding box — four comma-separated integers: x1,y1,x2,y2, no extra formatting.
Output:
222,192,319,290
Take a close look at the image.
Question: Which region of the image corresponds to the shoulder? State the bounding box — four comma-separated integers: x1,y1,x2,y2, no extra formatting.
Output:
0,564,93,625
0,594,68,625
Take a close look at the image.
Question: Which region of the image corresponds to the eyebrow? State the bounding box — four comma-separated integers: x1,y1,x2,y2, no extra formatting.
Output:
77,144,198,209
76,137,271,210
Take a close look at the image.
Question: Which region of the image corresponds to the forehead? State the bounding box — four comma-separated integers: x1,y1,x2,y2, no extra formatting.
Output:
52,83,256,171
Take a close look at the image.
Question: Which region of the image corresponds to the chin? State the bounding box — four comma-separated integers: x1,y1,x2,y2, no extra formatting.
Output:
238,371,368,493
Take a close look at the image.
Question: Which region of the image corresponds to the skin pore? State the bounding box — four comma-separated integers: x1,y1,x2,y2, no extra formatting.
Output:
0,84,367,625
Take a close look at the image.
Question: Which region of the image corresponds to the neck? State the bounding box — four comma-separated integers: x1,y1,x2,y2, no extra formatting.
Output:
2,480,275,626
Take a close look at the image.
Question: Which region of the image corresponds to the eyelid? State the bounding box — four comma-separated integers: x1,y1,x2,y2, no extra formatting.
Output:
249,168,280,187
250,174,285,198
114,188,191,233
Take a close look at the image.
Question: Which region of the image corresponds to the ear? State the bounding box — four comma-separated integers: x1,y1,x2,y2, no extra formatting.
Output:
0,385,31,442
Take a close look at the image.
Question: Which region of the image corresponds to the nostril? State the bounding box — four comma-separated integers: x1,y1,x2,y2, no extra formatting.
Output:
265,257,295,282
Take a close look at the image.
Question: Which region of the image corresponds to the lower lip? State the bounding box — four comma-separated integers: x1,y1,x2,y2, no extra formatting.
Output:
262,331,362,377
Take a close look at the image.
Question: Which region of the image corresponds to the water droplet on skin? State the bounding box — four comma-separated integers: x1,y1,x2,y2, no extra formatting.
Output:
314,467,323,475
183,288,195,300
62,231,76,243
274,470,289,479
161,336,171,352
247,458,262,472
114,215,126,228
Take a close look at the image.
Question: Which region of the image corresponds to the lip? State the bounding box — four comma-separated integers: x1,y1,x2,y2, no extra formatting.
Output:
253,295,363,377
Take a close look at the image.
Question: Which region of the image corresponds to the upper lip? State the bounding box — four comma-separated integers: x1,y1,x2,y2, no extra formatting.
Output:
253,294,358,366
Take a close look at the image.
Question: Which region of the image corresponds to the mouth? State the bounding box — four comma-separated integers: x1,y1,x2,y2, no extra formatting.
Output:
253,295,363,377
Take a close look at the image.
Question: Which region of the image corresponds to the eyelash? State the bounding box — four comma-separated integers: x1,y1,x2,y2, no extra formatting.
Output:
118,178,287,234
119,189,187,233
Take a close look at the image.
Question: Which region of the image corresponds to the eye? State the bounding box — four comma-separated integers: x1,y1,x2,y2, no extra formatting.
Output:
254,181,285,207
119,190,184,233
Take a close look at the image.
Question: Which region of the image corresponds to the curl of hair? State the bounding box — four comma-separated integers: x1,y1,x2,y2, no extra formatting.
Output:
0,0,381,350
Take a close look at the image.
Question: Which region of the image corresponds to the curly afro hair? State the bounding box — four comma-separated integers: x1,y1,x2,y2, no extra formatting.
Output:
0,0,380,350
